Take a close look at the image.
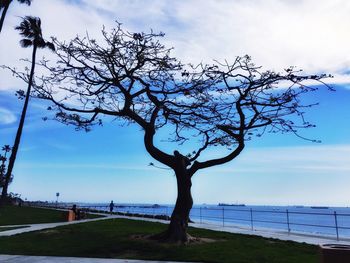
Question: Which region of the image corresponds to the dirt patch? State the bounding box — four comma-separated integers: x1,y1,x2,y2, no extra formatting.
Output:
130,234,219,245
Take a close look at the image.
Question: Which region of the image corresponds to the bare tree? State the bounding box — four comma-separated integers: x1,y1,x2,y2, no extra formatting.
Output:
19,22,329,242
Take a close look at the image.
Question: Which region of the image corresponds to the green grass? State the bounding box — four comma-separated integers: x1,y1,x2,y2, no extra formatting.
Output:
0,218,319,263
0,206,102,226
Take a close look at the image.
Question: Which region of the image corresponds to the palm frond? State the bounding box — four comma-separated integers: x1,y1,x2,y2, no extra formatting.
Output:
36,39,55,51
15,18,33,37
15,16,41,38
0,0,11,9
44,41,55,51
19,38,32,48
35,38,45,47
16,15,52,51
17,0,32,5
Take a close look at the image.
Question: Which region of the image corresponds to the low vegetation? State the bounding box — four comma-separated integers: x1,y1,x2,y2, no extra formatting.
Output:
0,217,319,263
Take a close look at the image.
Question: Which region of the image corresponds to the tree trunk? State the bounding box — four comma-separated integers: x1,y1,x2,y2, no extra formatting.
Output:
153,153,194,243
1,44,37,201
166,169,193,242
0,0,11,34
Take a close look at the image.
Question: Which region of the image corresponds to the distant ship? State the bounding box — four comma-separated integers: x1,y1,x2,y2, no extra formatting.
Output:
311,206,329,209
218,203,246,207
138,204,162,208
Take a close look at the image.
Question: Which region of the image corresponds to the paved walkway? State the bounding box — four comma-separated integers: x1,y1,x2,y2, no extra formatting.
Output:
0,214,115,237
190,222,350,245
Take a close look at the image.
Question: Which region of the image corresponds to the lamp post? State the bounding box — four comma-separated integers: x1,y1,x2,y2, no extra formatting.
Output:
56,192,59,208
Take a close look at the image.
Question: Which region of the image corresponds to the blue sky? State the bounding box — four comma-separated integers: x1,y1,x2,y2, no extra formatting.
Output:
1,0,350,205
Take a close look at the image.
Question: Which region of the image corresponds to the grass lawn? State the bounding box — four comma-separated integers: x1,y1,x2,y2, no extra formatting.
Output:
0,218,319,263
0,205,102,226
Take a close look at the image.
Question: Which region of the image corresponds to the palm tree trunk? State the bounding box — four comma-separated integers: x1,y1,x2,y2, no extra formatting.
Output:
0,0,11,34
1,44,37,201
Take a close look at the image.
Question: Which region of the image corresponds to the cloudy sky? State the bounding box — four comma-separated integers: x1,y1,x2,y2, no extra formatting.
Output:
0,0,350,206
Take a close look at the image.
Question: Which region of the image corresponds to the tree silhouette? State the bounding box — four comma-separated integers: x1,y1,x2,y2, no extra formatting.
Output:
1,16,54,201
0,0,32,34
30,23,330,242
0,145,11,192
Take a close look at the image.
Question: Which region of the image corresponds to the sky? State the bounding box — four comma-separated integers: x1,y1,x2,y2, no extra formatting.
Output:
0,0,350,206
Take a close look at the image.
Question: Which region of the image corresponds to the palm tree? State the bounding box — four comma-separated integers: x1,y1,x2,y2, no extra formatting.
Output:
0,0,32,33
0,145,11,192
1,145,11,156
1,16,54,201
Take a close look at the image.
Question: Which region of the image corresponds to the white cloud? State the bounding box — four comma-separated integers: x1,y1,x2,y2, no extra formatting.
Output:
0,0,112,91
0,107,16,124
1,0,350,92
78,0,350,74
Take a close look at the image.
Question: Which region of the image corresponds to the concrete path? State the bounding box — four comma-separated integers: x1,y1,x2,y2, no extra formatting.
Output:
0,255,187,263
0,214,115,237
190,221,350,246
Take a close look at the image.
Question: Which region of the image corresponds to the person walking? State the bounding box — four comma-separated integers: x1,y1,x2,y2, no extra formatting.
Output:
109,200,114,215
